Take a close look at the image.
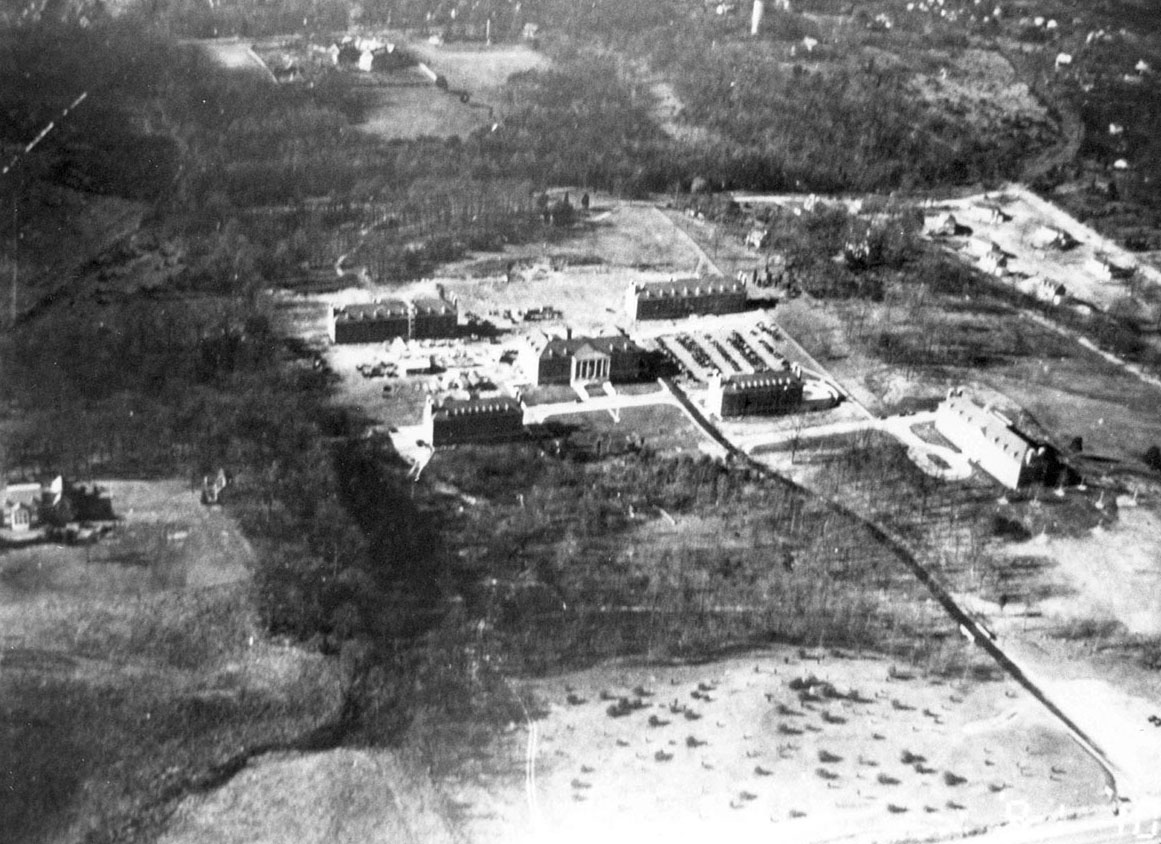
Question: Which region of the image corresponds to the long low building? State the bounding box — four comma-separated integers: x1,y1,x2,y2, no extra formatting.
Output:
421,395,526,447
526,333,655,386
329,297,458,344
934,389,1055,489
706,366,804,417
626,277,749,321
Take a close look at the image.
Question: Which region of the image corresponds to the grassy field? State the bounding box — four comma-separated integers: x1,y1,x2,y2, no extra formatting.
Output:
0,479,342,844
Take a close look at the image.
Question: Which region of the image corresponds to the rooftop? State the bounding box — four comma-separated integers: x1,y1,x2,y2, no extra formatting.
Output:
941,394,1035,458
431,396,524,418
633,277,745,299
718,369,801,392
334,300,409,321
540,335,640,359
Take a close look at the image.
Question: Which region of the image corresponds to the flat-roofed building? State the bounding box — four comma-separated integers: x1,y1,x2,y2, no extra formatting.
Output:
422,395,526,447
934,389,1054,489
626,277,748,321
530,334,653,386
706,365,804,417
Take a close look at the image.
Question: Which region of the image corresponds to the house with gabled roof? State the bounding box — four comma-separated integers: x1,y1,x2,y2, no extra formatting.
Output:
934,389,1055,489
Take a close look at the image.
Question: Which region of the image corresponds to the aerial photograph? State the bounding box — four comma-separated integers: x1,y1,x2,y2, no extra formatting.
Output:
2,0,1160,842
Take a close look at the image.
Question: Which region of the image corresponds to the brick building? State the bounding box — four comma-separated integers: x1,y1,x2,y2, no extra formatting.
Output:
329,297,458,344
934,389,1054,489
329,300,410,344
625,277,748,321
706,366,804,417
528,334,653,386
411,297,458,339
421,395,526,447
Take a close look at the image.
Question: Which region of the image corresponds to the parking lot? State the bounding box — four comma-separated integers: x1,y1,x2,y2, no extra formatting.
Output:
655,321,790,383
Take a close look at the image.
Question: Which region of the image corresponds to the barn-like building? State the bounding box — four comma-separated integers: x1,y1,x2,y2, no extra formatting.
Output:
625,277,748,321
934,389,1054,489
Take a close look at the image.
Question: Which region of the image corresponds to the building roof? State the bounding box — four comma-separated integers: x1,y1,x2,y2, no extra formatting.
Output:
431,396,524,419
540,335,640,360
718,369,800,392
334,300,409,322
412,297,456,316
632,277,745,299
941,394,1034,460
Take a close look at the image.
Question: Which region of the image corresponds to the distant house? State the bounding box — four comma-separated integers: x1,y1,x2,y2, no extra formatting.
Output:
980,205,1013,225
1,474,112,531
421,395,526,447
329,297,459,344
1086,252,1135,282
626,277,749,321
744,227,770,249
923,212,969,237
527,333,654,386
706,366,804,418
979,251,1008,276
272,65,302,82
1030,225,1077,250
201,469,230,506
965,237,1007,259
1018,275,1067,305
2,499,34,532
934,389,1055,489
333,41,362,66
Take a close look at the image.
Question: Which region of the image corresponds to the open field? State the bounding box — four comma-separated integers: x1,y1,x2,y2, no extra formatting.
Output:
0,478,341,844
354,73,491,139
249,34,547,141
999,504,1161,636
403,39,548,97
441,200,709,276
158,748,458,844
440,648,1105,844
0,480,251,606
195,38,276,78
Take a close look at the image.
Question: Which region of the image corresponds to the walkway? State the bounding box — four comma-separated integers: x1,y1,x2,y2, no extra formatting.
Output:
734,410,973,482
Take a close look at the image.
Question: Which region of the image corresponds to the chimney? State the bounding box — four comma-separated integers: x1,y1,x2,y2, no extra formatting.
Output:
751,0,765,35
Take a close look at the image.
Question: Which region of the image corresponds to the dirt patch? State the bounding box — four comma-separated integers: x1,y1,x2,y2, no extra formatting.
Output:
1001,504,1161,636
440,649,1105,842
